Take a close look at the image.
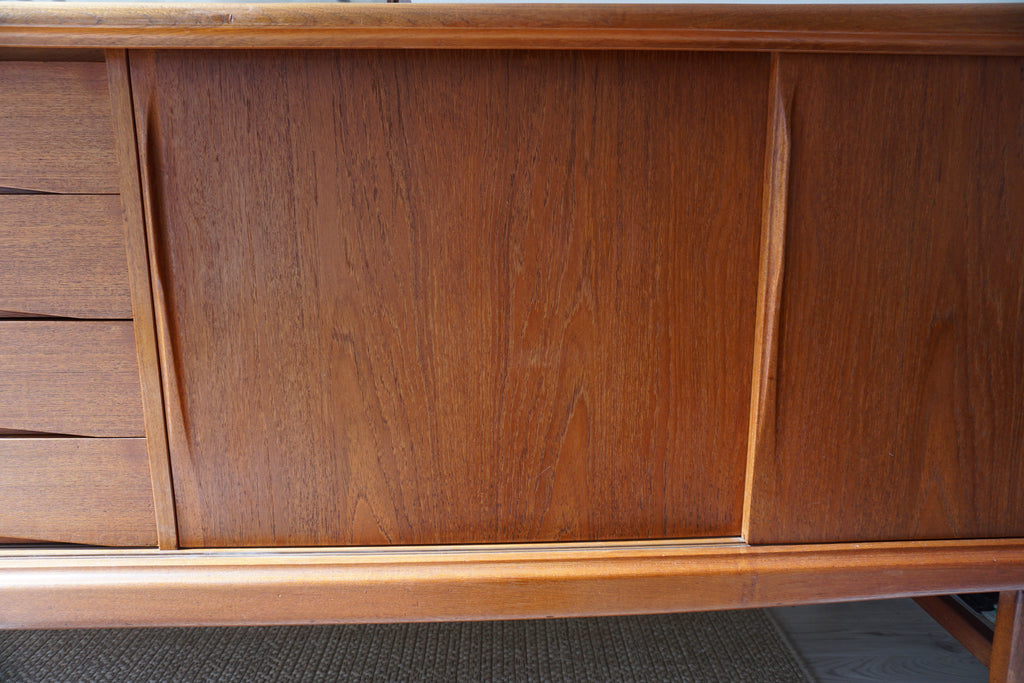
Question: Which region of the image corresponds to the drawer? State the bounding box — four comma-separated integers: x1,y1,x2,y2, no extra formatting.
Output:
0,61,118,194
0,322,144,437
0,438,156,546
0,195,132,319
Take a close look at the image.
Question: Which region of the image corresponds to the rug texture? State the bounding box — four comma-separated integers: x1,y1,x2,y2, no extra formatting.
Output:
0,610,812,682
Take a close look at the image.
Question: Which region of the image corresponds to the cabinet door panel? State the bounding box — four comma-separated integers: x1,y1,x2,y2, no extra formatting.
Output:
132,50,767,547
747,55,1024,544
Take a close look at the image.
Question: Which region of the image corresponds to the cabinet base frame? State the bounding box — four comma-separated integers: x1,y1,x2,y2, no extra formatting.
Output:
1,538,1022,629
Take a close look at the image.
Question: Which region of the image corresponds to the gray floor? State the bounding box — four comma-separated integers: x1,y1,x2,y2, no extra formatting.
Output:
770,599,989,682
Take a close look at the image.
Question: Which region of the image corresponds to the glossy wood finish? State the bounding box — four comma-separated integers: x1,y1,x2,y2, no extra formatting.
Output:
0,438,156,547
742,53,789,538
746,54,1024,544
132,49,766,548
0,539,1022,629
915,595,994,666
0,60,117,193
1,21,1022,633
0,4,1022,53
106,50,178,549
0,321,144,437
991,591,1024,683
0,195,131,319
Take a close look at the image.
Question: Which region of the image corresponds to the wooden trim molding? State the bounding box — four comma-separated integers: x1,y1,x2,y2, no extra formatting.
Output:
106,49,178,550
0,3,1021,53
1,539,1023,629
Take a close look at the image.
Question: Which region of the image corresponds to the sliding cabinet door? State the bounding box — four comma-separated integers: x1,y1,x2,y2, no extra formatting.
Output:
747,55,1024,544
131,49,767,548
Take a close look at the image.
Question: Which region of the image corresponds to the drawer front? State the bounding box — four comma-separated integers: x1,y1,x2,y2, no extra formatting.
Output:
0,61,118,194
0,195,132,319
0,438,156,546
0,321,144,437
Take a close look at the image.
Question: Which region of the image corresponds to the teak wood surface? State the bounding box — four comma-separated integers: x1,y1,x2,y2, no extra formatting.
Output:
0,438,156,547
0,59,117,193
0,10,1022,636
747,53,1024,544
0,4,1022,53
1,539,1023,629
0,321,145,437
132,48,767,547
0,195,132,319
742,52,788,538
107,49,179,549
992,591,1024,683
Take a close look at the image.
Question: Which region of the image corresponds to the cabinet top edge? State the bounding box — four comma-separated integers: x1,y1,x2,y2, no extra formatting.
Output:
0,3,1021,54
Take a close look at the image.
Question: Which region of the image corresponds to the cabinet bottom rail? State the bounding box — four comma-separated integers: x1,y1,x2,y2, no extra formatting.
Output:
1,538,1023,628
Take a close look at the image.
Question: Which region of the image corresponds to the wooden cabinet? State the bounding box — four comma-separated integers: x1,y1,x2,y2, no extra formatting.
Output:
0,6,1022,646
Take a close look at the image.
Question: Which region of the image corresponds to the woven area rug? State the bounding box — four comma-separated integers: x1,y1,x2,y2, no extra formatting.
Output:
0,610,813,682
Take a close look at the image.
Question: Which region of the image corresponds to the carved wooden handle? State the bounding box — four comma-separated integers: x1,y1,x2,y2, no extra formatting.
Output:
743,53,790,539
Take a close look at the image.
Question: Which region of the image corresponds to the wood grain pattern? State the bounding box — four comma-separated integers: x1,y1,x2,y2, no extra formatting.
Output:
132,49,767,547
991,591,1023,683
0,539,1022,629
746,54,1024,544
0,438,156,547
0,60,117,194
0,195,131,319
742,52,789,540
915,595,994,666
0,321,144,437
0,47,104,62
0,4,1022,53
106,49,178,549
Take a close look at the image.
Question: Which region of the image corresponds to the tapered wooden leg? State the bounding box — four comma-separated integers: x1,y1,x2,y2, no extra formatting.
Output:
915,595,994,666
990,590,1023,683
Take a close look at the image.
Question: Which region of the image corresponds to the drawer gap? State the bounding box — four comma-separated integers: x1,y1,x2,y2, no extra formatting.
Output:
0,187,118,196
0,312,132,322
0,429,86,438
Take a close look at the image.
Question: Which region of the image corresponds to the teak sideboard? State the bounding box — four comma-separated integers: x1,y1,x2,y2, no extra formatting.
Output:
0,3,1022,677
